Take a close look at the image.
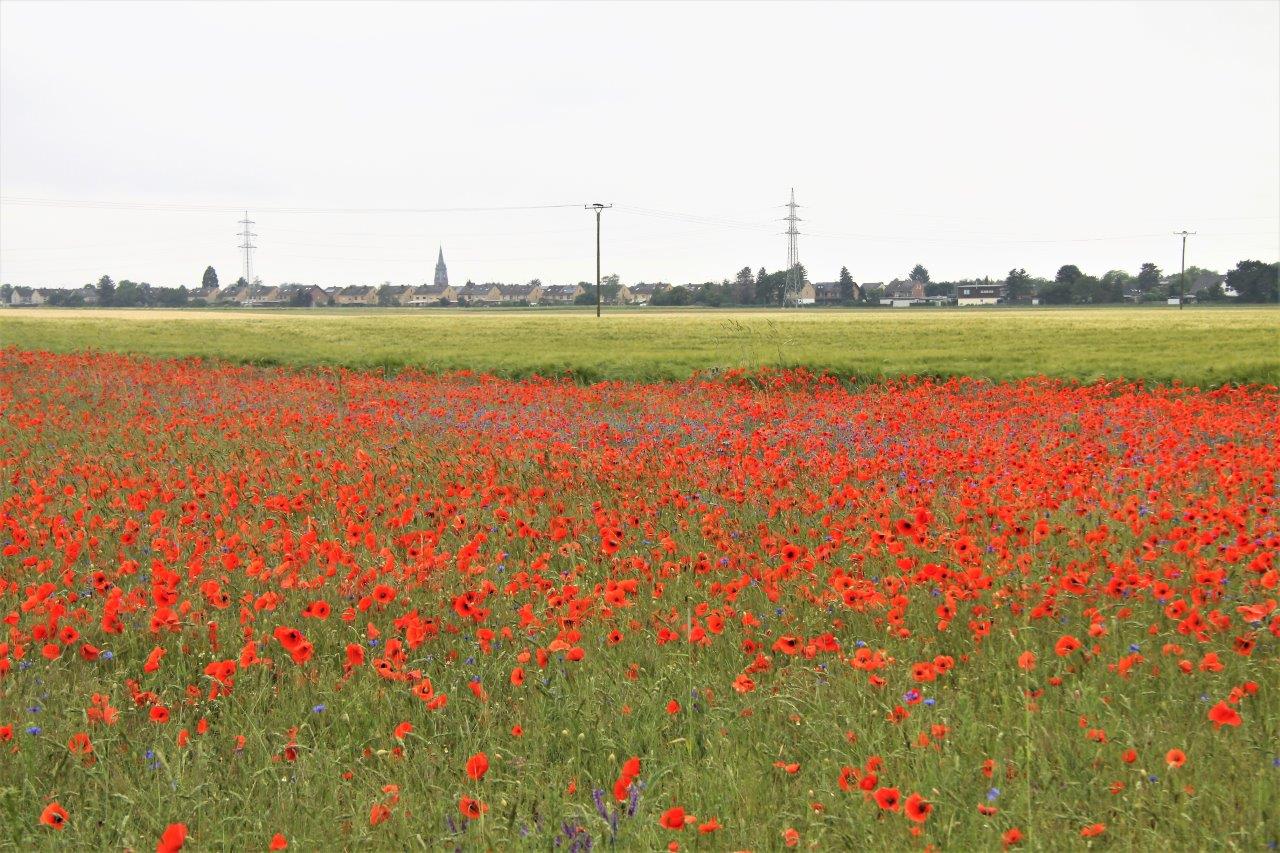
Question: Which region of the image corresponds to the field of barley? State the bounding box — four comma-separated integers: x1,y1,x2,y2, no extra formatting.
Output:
2,305,1277,385
0,308,1277,851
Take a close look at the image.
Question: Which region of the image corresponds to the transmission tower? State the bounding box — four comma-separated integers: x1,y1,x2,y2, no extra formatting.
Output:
782,188,802,306
237,211,257,285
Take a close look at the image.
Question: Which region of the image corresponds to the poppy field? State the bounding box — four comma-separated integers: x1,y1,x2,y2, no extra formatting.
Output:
1,348,1277,850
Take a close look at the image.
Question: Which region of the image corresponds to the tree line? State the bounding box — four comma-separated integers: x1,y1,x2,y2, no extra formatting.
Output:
5,259,1277,307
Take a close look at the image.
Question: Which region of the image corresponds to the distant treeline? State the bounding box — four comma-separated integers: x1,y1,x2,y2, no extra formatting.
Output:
4,258,1277,307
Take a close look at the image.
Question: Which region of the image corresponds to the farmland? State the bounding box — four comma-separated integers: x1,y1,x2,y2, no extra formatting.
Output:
2,305,1278,385
0,346,1277,850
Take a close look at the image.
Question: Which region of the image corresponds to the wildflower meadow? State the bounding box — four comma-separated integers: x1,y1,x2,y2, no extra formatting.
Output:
0,348,1276,850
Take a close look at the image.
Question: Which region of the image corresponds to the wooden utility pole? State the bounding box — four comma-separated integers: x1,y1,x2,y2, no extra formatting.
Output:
1174,230,1196,309
586,203,611,317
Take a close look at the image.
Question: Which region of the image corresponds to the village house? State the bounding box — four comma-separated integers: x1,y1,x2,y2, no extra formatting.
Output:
625,282,671,305
244,285,288,307
496,283,542,304
7,286,49,306
881,279,926,307
332,285,379,306
956,281,1005,306
212,283,253,305
539,284,584,304
277,284,331,307
455,282,503,305
791,280,817,305
812,281,861,304
403,283,458,306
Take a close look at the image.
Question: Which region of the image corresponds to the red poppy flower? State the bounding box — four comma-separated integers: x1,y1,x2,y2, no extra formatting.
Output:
659,807,687,830
873,787,901,811
904,793,932,823
459,796,488,819
269,834,288,850
156,822,188,853
1055,635,1082,657
1166,748,1186,768
39,803,68,830
1207,701,1242,728
466,752,490,781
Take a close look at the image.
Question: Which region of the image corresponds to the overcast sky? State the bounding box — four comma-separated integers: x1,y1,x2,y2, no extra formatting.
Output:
1,0,1277,289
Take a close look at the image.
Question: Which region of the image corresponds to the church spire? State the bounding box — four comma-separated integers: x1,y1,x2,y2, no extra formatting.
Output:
434,246,448,287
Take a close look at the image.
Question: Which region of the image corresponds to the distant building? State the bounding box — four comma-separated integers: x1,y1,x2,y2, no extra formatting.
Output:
405,283,457,305
434,248,449,287
881,279,926,307
813,281,860,304
956,282,1005,306
456,282,502,304
333,285,379,306
495,283,542,304
625,282,671,305
539,284,584,304
7,286,49,306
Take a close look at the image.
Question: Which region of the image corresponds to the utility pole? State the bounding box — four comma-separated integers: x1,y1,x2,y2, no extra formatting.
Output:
781,188,802,306
1174,230,1196,310
238,211,257,286
585,203,611,317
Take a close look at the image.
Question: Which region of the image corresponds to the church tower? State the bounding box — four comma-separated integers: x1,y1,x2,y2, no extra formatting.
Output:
434,247,448,287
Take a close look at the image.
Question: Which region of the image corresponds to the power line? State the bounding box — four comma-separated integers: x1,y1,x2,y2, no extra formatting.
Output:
0,196,583,214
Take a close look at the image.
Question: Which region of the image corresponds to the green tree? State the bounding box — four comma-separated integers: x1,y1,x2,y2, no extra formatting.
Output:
733,267,756,304
0,283,12,304
1227,260,1279,303
1005,268,1032,303
1038,279,1074,304
1100,270,1132,302
1070,275,1105,304
1136,262,1161,292
909,264,930,284
96,275,115,306
377,283,396,306
1055,265,1083,286
114,280,140,307
924,281,952,297
838,266,856,301
202,266,219,291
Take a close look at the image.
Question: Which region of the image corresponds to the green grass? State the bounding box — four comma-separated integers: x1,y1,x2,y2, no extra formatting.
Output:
3,305,1278,384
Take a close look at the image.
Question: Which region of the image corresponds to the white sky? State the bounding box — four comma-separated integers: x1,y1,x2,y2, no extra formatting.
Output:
1,0,1277,289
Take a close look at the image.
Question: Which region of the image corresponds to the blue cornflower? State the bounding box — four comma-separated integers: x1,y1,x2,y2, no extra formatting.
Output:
26,726,41,735
312,704,327,713
987,788,1000,801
